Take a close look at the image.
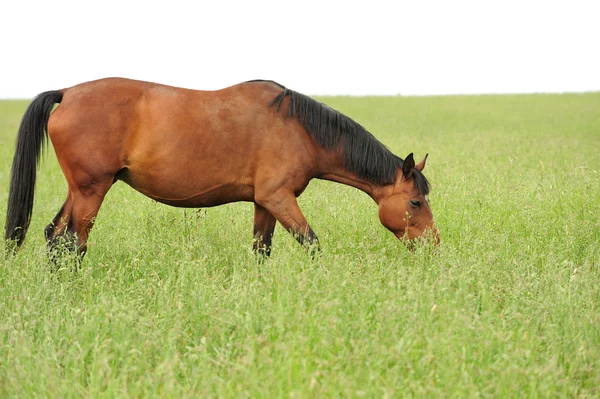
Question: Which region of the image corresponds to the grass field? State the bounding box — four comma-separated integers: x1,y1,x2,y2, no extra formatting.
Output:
1,92,599,397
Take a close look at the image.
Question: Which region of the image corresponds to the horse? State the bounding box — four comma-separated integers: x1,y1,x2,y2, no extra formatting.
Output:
5,78,439,259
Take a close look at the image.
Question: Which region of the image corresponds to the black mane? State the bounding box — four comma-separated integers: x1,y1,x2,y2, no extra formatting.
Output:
246,80,430,195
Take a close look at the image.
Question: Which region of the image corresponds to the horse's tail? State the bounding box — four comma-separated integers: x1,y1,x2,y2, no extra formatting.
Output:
5,90,63,250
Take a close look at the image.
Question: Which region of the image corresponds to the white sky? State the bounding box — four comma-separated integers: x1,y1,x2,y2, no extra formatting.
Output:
1,0,599,98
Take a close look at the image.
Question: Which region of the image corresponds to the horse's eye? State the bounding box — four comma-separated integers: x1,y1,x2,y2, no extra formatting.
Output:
409,200,421,208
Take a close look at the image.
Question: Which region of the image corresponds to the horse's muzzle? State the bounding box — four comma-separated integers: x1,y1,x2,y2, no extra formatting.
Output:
398,226,440,250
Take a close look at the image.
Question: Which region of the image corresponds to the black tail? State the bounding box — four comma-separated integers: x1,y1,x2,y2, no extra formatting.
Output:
5,90,63,250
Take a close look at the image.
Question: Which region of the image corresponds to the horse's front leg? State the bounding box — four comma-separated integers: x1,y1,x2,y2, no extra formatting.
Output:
256,191,320,256
253,203,277,257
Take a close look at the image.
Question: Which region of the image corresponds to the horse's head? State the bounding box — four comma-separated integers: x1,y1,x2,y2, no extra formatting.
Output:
377,153,439,248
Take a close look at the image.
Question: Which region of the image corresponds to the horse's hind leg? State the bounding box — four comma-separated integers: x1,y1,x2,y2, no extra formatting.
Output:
45,176,113,259
44,201,73,251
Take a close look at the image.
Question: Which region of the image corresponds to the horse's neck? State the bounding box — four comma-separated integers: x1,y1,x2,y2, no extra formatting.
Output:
315,151,388,204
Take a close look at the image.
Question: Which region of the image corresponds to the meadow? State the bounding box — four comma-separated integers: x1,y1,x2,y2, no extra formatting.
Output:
1,91,599,397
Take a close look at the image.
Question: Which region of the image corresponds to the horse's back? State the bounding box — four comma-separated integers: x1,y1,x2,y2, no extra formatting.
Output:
50,77,284,141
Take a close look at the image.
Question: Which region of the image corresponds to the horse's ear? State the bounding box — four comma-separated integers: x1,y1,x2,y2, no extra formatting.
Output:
416,153,428,172
402,153,415,179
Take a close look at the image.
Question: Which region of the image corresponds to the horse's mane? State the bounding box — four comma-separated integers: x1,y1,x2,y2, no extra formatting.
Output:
245,80,430,194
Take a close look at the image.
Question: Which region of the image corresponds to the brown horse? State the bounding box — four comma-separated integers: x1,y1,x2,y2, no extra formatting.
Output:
5,78,438,258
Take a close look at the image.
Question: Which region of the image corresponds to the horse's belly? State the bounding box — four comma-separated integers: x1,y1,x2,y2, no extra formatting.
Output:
117,168,255,208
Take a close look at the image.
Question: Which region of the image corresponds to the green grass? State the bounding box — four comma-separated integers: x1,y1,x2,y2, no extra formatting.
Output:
1,92,599,397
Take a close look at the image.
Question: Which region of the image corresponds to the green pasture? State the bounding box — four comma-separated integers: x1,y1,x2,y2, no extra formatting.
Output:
1,92,599,397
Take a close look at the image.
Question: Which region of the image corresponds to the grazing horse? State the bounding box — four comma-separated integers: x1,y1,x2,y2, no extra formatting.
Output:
5,78,438,258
